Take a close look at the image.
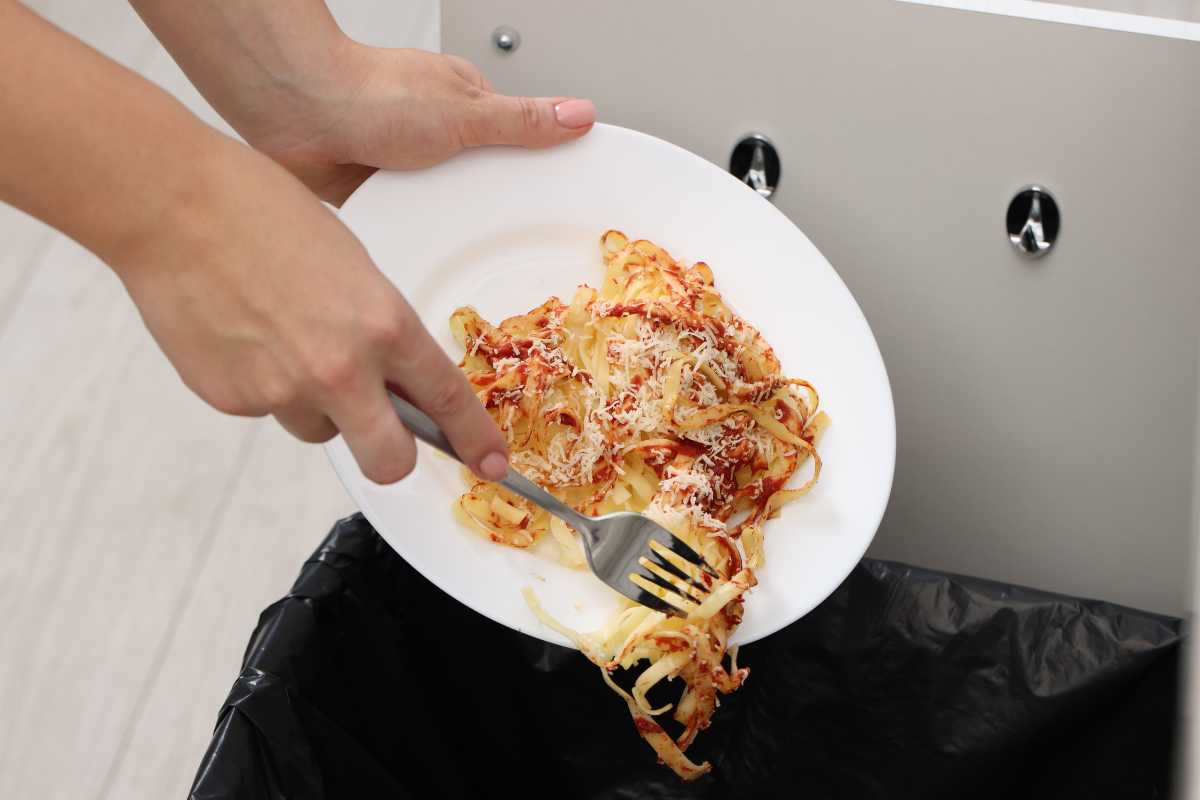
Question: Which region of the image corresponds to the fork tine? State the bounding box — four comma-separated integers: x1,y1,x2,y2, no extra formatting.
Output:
640,553,709,601
655,532,721,581
648,538,719,591
629,572,699,616
639,556,706,602
626,586,684,617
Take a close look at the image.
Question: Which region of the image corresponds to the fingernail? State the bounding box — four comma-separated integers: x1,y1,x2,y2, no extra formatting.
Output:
554,98,596,130
479,451,510,481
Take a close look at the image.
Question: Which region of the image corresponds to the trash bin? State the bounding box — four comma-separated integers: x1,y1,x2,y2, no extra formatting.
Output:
189,514,1183,799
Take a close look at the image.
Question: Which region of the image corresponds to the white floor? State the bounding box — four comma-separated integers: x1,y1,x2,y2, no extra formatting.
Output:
1,2,1195,798
0,3,433,798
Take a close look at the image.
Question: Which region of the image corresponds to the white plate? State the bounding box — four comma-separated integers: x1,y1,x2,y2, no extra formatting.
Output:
328,123,895,648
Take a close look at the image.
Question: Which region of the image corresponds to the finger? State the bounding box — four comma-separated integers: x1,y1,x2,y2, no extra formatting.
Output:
460,94,595,150
386,305,508,481
329,385,419,485
274,407,338,444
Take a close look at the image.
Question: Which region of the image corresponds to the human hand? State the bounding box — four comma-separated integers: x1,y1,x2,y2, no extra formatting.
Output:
234,44,596,205
113,135,509,484
129,2,595,202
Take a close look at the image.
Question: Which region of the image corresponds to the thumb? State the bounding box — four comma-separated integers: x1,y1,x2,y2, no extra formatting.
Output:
463,95,595,149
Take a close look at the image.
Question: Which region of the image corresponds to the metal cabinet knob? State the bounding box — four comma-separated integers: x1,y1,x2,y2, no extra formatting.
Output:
729,134,780,201
1007,186,1060,258
492,26,520,53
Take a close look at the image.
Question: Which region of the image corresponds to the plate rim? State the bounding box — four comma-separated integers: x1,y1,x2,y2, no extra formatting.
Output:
329,122,897,647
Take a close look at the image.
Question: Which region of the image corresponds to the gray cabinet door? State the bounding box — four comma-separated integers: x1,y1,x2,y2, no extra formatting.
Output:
443,0,1200,615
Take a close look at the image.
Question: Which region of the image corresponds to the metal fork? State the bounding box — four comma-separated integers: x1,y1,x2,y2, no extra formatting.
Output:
389,393,718,616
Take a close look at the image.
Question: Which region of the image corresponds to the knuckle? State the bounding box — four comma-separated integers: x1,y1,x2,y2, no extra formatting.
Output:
385,310,424,363
257,378,297,409
296,425,335,444
310,352,357,394
518,97,543,132
424,376,468,418
365,447,416,485
362,305,405,349
446,54,480,78
461,82,487,102
195,382,255,417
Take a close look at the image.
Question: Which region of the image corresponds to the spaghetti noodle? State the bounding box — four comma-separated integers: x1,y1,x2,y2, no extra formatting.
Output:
450,230,828,779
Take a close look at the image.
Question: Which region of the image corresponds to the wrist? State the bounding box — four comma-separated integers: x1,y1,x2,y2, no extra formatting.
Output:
102,125,241,282
243,36,377,202
233,30,367,157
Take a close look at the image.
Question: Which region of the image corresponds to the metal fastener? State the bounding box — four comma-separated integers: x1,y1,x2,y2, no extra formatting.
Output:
1007,186,1060,258
729,133,780,201
492,26,520,54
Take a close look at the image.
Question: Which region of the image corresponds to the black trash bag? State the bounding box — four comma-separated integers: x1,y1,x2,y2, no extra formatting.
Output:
190,514,1183,800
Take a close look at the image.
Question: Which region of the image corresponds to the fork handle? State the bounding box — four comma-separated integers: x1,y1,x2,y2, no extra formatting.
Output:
389,392,598,540
388,392,458,459
497,468,598,541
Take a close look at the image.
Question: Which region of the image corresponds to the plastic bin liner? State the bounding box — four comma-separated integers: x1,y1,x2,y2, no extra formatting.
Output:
190,513,1183,799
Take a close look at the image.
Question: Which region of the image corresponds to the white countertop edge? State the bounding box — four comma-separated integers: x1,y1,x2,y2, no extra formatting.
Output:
896,0,1200,42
